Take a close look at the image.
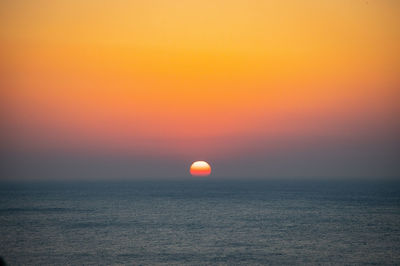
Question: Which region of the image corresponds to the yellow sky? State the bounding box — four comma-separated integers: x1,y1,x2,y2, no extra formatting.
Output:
1,0,399,157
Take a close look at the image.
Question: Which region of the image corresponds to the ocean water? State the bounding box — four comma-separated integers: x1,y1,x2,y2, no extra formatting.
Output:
1,180,400,265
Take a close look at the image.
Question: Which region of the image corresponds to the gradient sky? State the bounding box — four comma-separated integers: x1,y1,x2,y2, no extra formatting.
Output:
1,0,399,179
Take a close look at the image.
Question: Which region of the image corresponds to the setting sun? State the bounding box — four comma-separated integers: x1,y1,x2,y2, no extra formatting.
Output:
190,161,211,176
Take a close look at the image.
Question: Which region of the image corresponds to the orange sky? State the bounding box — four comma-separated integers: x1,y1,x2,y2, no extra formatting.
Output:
1,0,399,177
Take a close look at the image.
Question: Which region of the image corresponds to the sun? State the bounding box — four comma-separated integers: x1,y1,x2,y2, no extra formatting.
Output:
190,161,211,176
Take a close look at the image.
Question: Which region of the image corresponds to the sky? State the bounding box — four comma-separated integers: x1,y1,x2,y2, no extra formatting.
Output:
1,0,399,179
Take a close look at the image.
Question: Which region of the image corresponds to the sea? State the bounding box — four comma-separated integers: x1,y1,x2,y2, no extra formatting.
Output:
1,180,399,265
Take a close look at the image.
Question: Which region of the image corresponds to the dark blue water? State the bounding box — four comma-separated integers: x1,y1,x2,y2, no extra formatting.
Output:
1,180,400,265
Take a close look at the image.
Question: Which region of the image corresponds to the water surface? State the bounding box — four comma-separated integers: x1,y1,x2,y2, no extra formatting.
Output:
1,180,399,265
